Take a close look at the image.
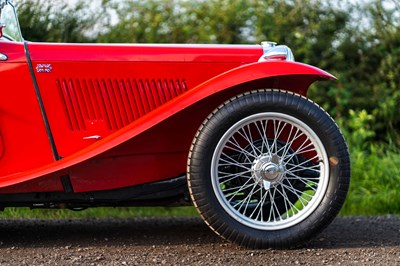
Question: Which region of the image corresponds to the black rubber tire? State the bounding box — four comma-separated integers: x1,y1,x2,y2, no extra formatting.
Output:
187,90,350,249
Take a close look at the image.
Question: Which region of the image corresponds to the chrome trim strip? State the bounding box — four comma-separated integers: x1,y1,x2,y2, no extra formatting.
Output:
83,135,102,140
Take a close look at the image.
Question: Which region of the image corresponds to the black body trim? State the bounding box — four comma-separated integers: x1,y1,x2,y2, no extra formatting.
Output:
0,176,191,208
24,41,60,161
60,175,74,193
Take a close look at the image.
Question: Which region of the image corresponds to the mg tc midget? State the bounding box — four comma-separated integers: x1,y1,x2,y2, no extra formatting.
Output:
0,0,350,248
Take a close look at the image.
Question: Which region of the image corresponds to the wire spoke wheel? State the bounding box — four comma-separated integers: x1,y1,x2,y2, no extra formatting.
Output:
212,113,328,230
188,90,350,249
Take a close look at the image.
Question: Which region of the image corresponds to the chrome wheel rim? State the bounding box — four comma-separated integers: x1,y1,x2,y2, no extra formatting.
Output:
211,112,329,230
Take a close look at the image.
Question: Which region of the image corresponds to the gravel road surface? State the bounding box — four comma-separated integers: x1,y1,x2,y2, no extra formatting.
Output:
0,216,398,265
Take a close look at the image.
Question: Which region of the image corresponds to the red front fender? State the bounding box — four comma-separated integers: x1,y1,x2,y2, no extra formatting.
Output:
0,60,335,188
192,60,335,97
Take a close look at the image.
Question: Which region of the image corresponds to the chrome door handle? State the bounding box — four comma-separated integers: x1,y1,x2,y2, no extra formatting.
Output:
0,53,8,61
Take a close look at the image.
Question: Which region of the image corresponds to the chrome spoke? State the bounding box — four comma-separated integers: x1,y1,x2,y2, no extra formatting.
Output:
261,119,273,157
286,161,321,170
227,177,256,203
286,176,320,184
270,188,281,222
227,136,258,160
241,185,262,216
233,182,260,209
236,126,262,156
218,161,251,171
286,165,321,175
222,183,254,193
252,188,268,221
282,138,313,163
219,152,250,168
285,155,320,171
277,183,301,216
274,120,287,150
254,120,268,154
219,170,252,185
267,188,276,222
281,181,313,203
280,127,303,159
285,175,319,191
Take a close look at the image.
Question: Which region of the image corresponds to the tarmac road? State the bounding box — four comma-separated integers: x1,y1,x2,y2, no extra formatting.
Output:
0,216,398,265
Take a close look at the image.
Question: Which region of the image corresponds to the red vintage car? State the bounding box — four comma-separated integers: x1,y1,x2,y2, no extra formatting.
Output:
0,0,350,248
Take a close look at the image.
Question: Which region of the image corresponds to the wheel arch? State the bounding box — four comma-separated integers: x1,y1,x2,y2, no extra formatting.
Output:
167,60,336,144
182,60,335,102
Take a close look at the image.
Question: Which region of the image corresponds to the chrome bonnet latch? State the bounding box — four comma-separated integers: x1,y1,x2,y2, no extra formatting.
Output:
0,53,7,61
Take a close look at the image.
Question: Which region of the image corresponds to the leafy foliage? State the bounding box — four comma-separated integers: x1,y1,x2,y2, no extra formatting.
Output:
17,0,104,42
16,0,399,146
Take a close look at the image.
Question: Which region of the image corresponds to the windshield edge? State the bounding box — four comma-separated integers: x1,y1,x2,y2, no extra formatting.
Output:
0,0,24,42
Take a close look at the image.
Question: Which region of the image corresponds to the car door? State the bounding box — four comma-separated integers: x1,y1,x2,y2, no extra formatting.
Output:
26,43,192,159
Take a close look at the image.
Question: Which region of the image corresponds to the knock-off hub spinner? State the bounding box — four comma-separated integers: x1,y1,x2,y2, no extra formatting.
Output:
251,154,285,190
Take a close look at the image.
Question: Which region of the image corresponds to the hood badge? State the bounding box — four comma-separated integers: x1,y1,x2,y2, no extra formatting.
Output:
36,64,53,73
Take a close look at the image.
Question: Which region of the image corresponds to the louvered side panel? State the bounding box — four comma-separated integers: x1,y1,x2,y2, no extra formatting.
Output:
104,79,123,129
58,78,188,131
91,79,112,130
57,78,86,131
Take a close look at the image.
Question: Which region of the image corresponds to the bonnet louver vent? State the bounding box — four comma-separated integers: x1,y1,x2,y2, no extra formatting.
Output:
57,78,188,131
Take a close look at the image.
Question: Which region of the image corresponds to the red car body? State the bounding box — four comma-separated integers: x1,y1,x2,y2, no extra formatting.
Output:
0,41,333,193
0,0,350,249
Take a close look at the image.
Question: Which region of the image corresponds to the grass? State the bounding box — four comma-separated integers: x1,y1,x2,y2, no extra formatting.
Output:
0,206,198,219
0,143,399,219
340,144,400,215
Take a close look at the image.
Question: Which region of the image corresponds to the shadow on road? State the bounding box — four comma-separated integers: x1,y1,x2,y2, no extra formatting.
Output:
0,217,220,248
0,216,398,249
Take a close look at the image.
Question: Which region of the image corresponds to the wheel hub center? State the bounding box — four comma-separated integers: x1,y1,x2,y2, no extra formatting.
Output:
252,155,285,188
261,163,280,180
